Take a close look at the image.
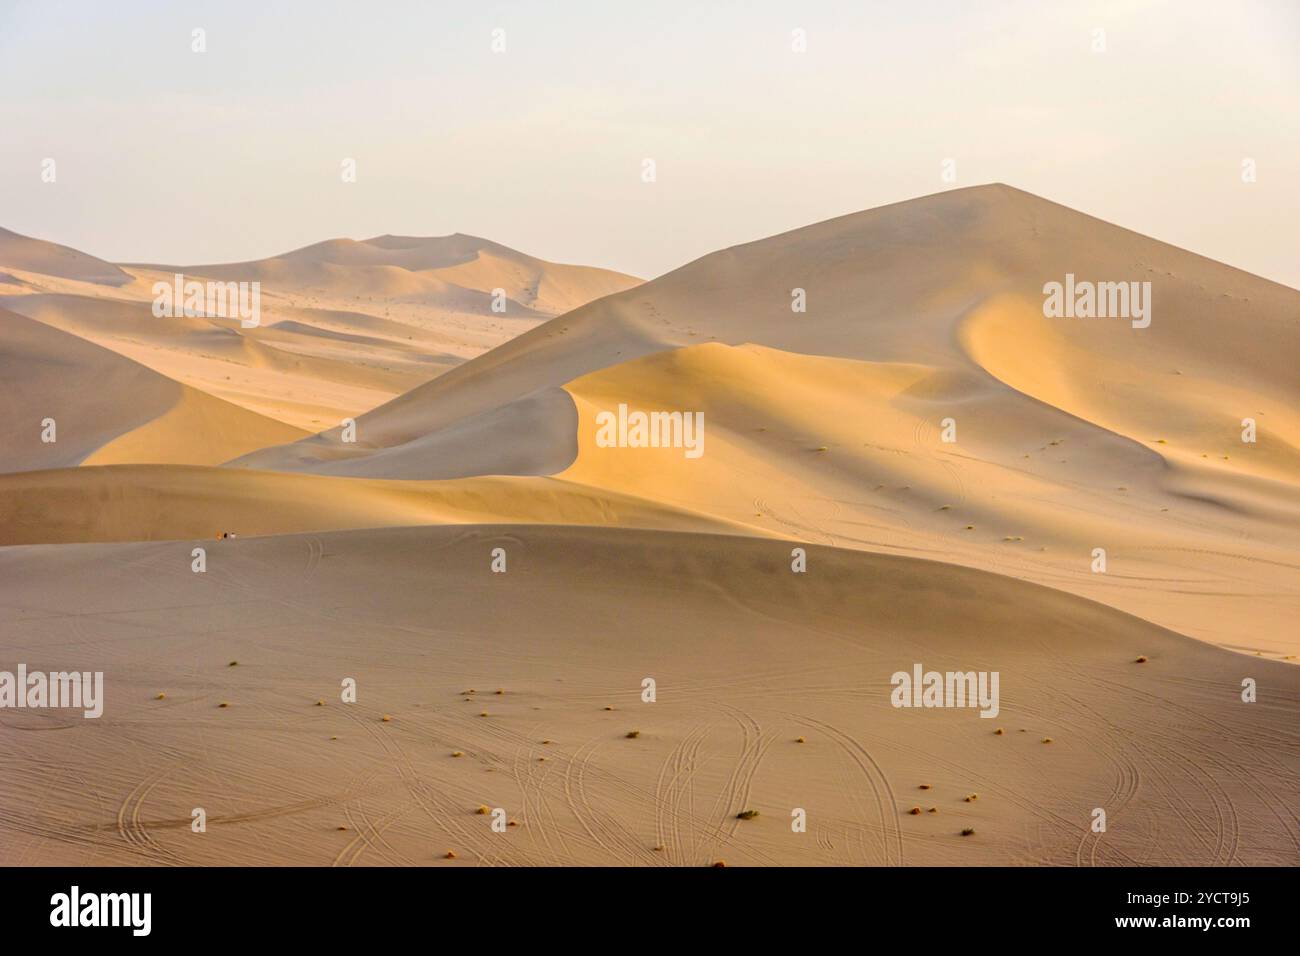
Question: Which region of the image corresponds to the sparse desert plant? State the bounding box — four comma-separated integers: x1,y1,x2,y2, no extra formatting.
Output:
1042,737,1053,744
736,810,759,820
625,730,640,739
1135,656,1148,663
994,728,1004,735
961,828,975,836
475,805,490,815
908,807,921,815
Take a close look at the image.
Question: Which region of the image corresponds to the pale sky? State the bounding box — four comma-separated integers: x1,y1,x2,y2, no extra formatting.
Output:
2,0,1296,286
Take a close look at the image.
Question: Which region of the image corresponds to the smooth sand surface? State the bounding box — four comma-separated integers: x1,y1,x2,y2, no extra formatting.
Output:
0,186,1295,866
0,526,1295,866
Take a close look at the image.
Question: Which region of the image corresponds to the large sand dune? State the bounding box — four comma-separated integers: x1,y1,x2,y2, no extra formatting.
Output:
1,186,1296,867
72,186,1300,657
236,184,1299,475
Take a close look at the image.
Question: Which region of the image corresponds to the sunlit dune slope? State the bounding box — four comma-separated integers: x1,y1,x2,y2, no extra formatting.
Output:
1,308,306,472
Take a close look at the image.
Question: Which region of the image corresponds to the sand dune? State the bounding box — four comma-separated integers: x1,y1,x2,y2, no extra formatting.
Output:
1,186,1296,868
231,387,579,479
1,231,641,432
0,227,132,287
148,233,639,317
2,290,448,432
1,308,305,472
0,464,747,546
243,185,1298,475
1,525,1294,867
219,185,1300,658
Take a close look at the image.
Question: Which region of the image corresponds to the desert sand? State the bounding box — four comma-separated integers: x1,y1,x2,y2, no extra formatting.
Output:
0,185,1296,866
1,230,640,433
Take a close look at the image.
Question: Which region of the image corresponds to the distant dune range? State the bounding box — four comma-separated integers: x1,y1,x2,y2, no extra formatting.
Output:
1,186,1297,866
0,229,641,432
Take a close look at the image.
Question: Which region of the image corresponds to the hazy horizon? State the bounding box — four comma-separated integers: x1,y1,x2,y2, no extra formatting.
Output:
3,0,1297,286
